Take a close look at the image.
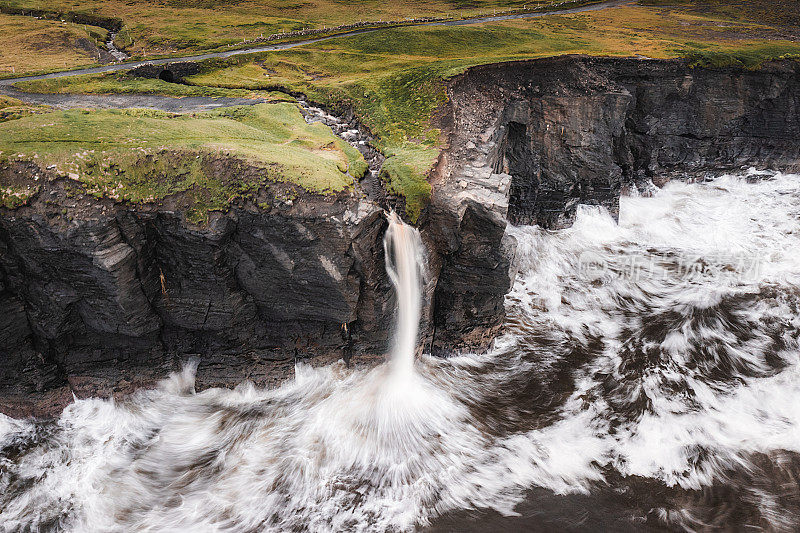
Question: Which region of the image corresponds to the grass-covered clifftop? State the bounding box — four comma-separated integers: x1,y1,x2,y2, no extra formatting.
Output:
0,103,366,221
3,0,800,221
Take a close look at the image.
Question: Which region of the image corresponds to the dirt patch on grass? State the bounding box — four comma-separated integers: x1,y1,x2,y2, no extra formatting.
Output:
0,159,42,208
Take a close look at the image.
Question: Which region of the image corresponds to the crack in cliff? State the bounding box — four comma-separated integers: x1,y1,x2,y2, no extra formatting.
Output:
111,213,173,372
0,218,69,393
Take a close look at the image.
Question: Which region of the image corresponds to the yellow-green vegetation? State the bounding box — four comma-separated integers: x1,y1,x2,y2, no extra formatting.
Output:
2,0,572,61
0,103,366,221
0,179,37,209
180,2,800,219
640,0,800,30
0,94,49,122
5,1,800,220
14,71,296,101
0,12,108,75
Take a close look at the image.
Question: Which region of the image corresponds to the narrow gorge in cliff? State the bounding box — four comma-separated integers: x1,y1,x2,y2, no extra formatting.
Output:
1,0,800,531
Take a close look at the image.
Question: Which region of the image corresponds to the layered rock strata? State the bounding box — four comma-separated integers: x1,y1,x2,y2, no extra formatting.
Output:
3,57,800,414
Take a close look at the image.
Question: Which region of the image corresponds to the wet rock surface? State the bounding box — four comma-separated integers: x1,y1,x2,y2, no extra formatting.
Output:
444,56,800,229
3,57,800,414
298,98,387,205
427,56,800,353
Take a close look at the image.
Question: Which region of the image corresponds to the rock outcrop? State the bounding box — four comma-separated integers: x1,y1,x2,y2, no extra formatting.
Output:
0,165,391,415
3,57,800,415
441,56,800,229
427,56,800,352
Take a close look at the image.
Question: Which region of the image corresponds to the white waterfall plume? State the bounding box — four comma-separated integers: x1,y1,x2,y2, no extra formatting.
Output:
383,210,425,378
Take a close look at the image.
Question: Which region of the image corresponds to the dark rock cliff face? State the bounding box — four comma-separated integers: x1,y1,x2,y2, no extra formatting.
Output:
445,57,800,229
427,56,800,352
0,171,392,415
2,57,800,415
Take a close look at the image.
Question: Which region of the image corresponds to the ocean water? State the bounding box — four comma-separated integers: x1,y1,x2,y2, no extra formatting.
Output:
2,172,800,532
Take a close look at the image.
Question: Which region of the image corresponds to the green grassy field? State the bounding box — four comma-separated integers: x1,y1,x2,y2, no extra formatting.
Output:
1,0,574,67
15,71,299,101
0,12,108,75
3,0,800,221
0,103,366,219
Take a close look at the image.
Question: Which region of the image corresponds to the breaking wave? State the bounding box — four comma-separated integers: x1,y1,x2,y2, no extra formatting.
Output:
2,171,800,531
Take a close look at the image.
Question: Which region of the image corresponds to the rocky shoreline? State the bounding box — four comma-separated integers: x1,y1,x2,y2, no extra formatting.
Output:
2,56,800,416
424,55,800,352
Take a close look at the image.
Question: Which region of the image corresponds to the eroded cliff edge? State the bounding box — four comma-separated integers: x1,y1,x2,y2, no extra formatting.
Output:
0,169,395,415
426,56,800,352
2,56,800,415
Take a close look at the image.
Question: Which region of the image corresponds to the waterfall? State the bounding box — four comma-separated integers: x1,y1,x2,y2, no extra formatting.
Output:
106,33,129,62
383,210,424,378
4,173,800,532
